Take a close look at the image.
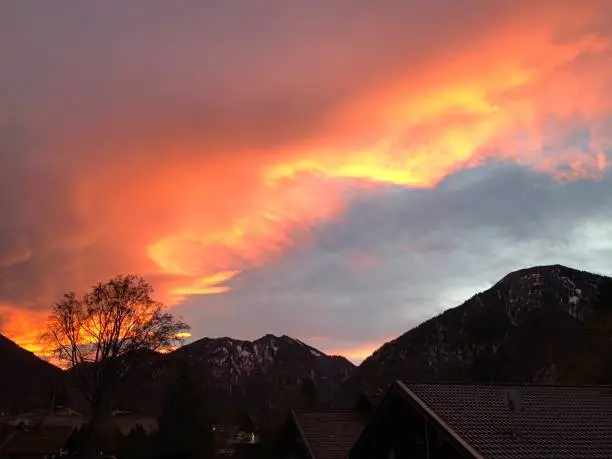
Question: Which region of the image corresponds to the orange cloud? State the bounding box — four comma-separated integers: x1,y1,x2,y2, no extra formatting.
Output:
299,335,389,364
2,2,612,360
272,18,610,187
325,340,393,365
0,247,32,268
0,304,49,357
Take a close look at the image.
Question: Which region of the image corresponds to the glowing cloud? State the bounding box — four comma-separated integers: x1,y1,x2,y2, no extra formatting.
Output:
1,1,612,359
270,26,610,187
0,304,50,357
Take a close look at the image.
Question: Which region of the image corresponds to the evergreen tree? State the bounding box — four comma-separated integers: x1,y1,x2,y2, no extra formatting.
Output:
118,425,151,459
560,279,612,383
300,377,318,410
156,358,215,459
585,279,612,382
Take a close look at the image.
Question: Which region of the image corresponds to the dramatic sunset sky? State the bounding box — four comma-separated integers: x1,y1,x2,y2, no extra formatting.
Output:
2,1,612,363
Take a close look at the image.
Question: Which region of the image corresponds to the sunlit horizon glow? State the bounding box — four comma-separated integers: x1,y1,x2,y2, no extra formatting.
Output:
1,1,612,363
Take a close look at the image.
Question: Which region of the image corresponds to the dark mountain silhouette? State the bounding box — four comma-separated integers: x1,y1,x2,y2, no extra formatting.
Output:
0,331,352,426
341,264,611,402
104,334,354,425
0,333,63,412
2,264,611,427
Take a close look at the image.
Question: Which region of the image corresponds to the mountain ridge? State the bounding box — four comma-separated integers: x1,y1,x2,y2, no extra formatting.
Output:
0,333,63,412
340,263,611,402
101,332,354,423
2,263,611,425
366,264,604,361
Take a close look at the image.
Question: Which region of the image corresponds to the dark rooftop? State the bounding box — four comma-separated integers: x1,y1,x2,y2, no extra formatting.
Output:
293,410,366,459
400,381,612,459
0,424,75,455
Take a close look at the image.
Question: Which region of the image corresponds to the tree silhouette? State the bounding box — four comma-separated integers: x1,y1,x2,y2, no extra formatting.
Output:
584,278,612,382
156,357,215,459
300,377,318,409
463,310,501,382
560,279,612,383
41,274,189,458
118,425,152,459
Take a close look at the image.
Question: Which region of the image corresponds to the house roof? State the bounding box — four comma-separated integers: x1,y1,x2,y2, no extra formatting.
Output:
0,425,75,455
398,381,612,459
292,410,366,459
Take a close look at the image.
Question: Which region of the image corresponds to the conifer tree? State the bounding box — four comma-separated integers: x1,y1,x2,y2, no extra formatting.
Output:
156,357,215,459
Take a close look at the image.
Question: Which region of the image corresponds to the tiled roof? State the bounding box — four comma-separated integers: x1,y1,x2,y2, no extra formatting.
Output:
400,382,612,459
293,410,366,459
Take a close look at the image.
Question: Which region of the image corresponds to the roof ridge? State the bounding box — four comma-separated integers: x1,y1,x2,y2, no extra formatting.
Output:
400,380,612,389
293,408,358,414
396,381,485,459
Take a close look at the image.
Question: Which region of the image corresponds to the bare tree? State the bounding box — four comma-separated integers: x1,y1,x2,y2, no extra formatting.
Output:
42,274,190,458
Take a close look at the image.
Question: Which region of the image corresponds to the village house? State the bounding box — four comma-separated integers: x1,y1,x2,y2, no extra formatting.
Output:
270,386,392,459
0,423,75,459
0,407,157,458
350,381,612,459
214,413,263,459
273,409,367,459
235,414,259,445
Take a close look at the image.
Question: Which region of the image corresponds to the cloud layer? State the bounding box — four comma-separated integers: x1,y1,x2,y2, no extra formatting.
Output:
1,1,612,360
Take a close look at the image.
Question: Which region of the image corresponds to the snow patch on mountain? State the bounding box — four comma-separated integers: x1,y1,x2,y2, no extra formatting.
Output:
181,333,353,383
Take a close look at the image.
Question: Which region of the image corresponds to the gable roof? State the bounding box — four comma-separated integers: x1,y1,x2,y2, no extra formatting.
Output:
398,381,612,459
292,410,366,459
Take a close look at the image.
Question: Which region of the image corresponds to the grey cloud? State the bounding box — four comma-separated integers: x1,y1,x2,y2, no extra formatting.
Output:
177,166,612,357
0,0,578,158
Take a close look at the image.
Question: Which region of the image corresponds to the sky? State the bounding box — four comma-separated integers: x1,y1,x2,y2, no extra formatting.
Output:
1,1,612,364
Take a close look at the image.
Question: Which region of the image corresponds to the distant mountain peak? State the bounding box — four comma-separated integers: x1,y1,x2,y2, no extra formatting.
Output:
341,264,611,401
497,264,595,285
490,264,605,321
183,333,352,369
254,333,297,344
99,333,354,420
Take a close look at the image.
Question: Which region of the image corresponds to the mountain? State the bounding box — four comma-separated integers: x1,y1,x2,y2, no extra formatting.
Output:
108,334,354,424
5,263,610,425
0,333,63,412
2,331,352,424
341,264,611,400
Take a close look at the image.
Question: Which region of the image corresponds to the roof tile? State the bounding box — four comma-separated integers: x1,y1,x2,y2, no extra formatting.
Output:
293,410,366,459
402,382,612,459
